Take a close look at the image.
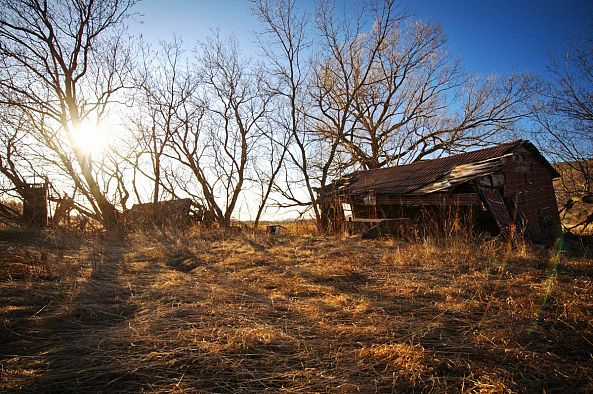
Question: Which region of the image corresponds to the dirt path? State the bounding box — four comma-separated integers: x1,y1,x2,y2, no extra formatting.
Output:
1,236,144,392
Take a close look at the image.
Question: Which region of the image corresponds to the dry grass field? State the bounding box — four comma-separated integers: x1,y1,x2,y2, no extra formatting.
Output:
0,225,592,393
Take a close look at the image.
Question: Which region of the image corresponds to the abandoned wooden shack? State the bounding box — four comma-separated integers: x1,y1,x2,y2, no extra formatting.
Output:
319,140,561,243
123,198,194,226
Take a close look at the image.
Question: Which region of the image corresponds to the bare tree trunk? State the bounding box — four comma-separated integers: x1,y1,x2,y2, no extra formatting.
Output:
0,0,135,234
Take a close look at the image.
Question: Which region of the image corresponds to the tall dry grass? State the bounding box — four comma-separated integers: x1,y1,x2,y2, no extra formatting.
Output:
0,224,591,393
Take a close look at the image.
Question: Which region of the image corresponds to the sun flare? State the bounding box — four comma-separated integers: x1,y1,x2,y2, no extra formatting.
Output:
71,120,114,157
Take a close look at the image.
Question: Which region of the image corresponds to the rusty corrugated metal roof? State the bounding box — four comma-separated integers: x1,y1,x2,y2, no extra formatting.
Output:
339,140,557,196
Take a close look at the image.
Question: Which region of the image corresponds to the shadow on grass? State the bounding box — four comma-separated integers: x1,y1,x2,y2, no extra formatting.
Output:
1,234,142,393
2,229,591,392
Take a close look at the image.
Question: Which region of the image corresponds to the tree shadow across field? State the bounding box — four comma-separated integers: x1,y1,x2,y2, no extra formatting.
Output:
0,229,89,347
5,234,142,393
273,240,592,393
120,232,464,391
4,230,590,392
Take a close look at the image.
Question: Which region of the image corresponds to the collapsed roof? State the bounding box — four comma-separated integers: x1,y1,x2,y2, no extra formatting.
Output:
331,140,559,197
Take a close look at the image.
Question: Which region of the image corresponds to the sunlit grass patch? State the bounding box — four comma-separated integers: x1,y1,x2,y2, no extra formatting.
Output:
358,343,430,372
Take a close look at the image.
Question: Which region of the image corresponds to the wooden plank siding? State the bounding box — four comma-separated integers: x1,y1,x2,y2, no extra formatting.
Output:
478,188,513,232
376,193,482,206
501,148,560,243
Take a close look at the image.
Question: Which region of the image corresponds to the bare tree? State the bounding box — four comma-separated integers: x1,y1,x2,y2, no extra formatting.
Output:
0,108,33,224
0,0,136,232
251,0,327,226
161,33,271,228
313,0,535,171
199,34,272,227
130,39,197,209
251,121,289,227
534,34,593,230
0,110,32,199
253,0,536,231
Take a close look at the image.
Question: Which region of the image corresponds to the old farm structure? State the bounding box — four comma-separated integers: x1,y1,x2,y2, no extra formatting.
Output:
123,198,195,227
321,140,561,243
22,181,49,228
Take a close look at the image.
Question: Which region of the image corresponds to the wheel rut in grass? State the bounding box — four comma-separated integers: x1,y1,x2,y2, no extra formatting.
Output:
3,238,143,393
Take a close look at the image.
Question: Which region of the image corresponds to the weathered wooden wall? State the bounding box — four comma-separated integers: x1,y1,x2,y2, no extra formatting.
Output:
501,147,561,243
22,183,48,228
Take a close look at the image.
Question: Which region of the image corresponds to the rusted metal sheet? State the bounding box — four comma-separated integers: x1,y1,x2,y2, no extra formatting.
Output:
336,140,558,196
340,141,520,195
415,155,511,194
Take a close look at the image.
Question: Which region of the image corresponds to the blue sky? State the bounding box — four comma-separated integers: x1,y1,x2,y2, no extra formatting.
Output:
129,0,593,77
404,0,593,75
